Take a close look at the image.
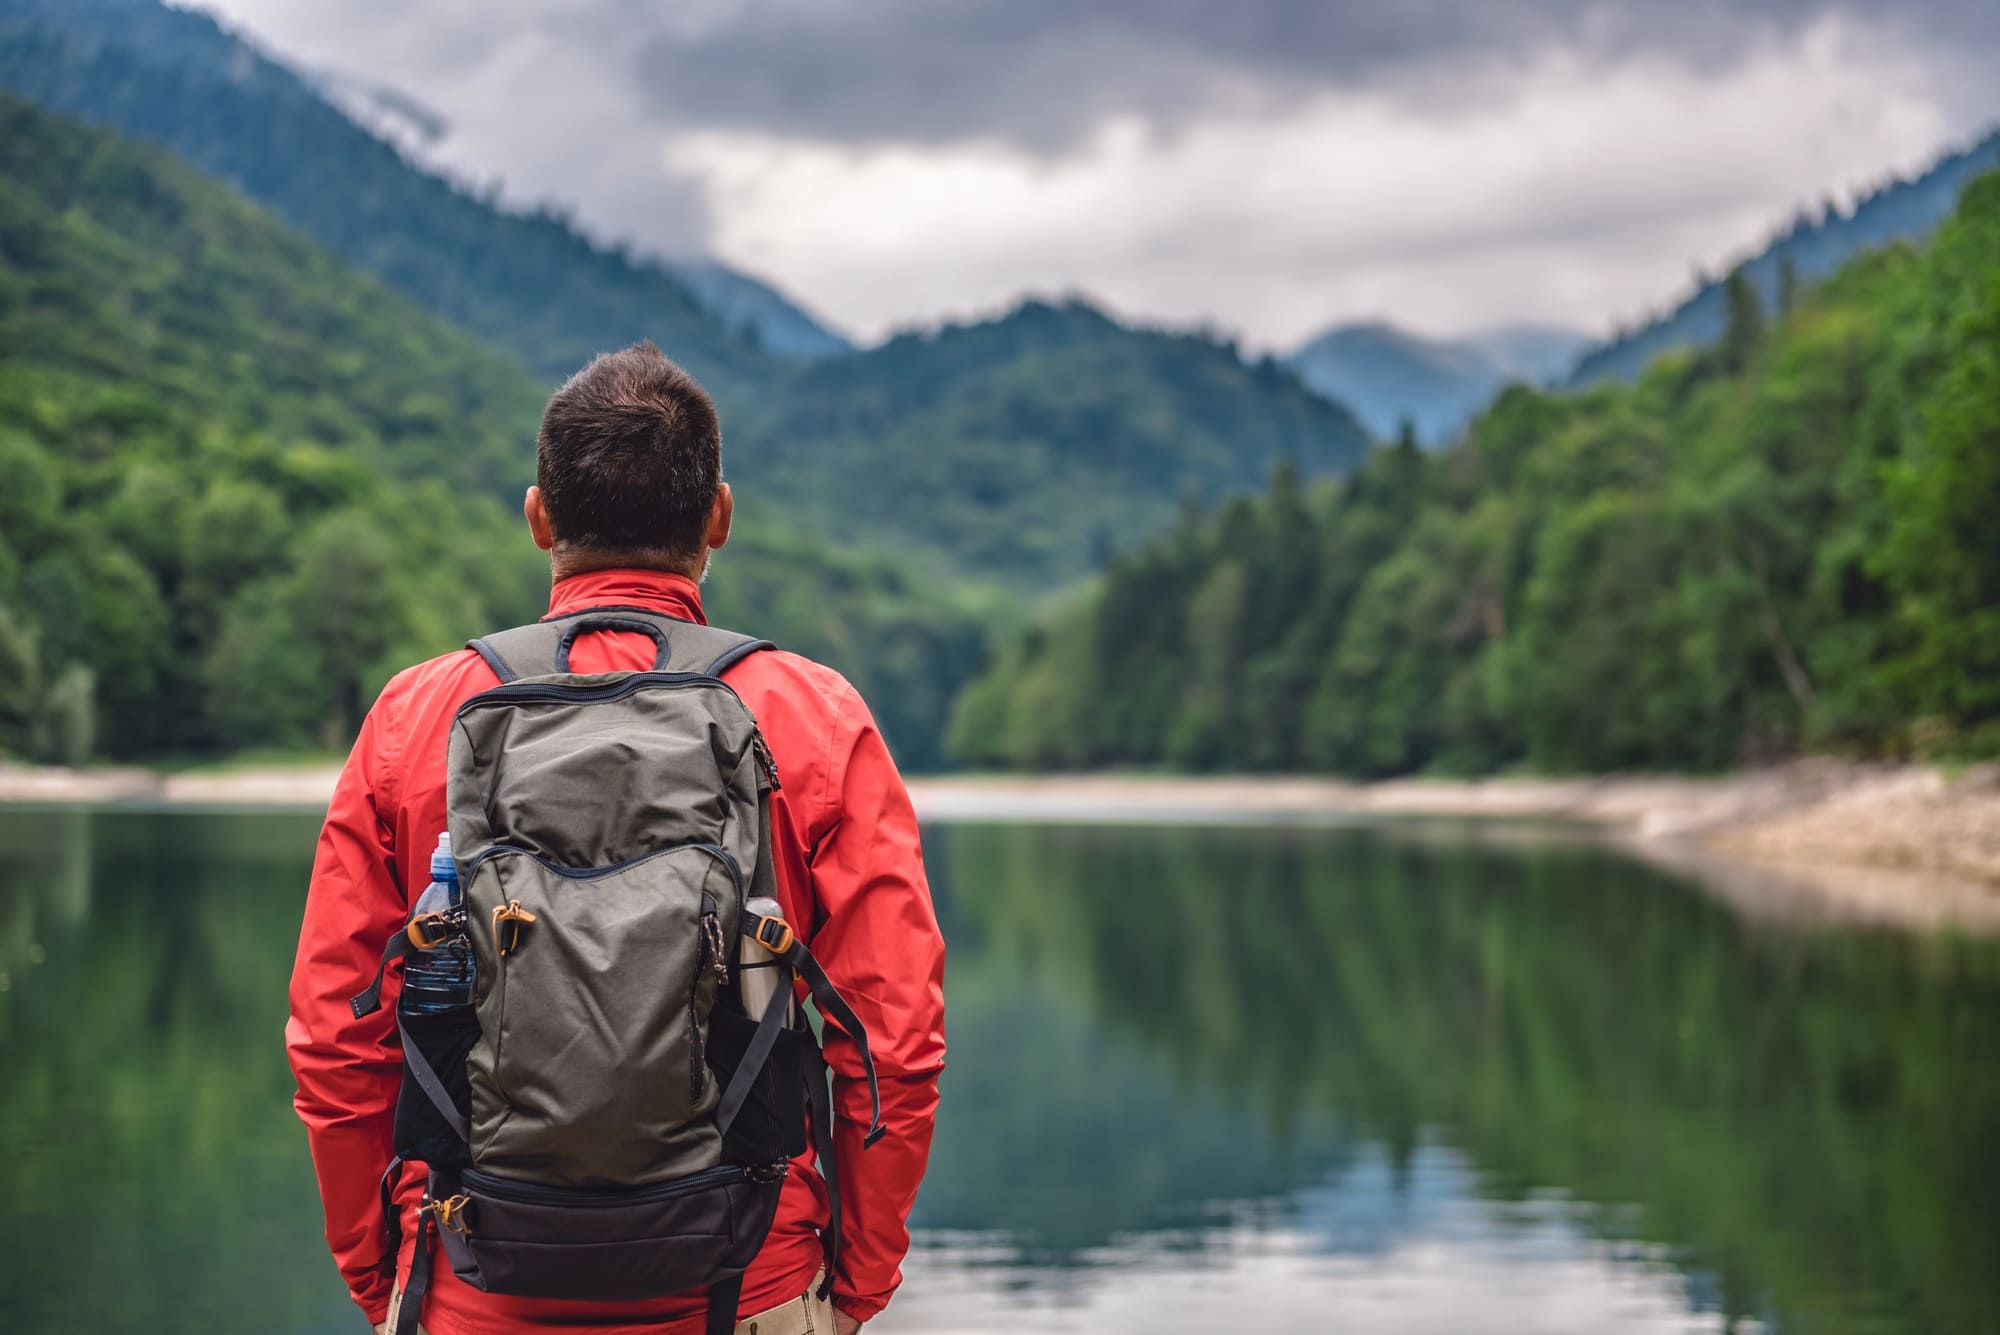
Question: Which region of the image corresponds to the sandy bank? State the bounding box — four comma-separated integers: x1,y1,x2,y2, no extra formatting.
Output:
4,759,1995,932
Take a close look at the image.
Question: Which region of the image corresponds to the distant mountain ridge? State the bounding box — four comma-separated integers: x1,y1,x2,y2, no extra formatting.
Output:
1285,321,1590,445
0,0,847,384
1571,127,2000,385
732,297,1372,582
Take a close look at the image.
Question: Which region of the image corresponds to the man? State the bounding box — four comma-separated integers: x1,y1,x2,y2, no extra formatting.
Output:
288,342,947,1335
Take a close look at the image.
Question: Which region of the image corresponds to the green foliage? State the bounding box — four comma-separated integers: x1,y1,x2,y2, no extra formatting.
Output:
954,170,2000,773
0,91,993,766
1873,174,2000,754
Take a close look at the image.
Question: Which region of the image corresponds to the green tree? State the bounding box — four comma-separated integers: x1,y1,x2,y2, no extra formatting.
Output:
1720,266,1766,374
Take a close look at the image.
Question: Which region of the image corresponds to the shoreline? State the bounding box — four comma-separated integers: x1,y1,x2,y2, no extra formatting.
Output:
4,759,1996,933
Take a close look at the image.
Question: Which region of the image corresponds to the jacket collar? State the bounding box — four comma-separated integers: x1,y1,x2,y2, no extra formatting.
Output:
544,568,708,625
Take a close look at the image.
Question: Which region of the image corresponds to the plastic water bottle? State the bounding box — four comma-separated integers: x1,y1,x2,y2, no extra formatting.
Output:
737,895,794,1024
400,832,472,1015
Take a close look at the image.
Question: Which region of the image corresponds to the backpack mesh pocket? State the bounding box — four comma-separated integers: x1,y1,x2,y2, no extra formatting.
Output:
706,999,811,1166
394,1003,478,1168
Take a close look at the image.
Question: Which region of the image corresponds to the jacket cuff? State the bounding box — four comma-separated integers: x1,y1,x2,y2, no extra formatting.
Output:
833,1292,888,1324
358,1283,392,1327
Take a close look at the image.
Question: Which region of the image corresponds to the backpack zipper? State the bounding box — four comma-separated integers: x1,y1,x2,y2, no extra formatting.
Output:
460,1163,747,1207
460,841,744,895
752,732,781,791
457,673,772,791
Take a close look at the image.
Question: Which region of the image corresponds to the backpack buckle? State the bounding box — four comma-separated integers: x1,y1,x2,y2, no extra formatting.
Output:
406,912,451,951
751,915,795,956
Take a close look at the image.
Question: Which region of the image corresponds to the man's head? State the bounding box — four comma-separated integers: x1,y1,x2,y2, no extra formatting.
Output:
525,342,732,579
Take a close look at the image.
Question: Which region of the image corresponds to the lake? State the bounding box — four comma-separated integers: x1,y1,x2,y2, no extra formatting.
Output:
2,806,1995,1333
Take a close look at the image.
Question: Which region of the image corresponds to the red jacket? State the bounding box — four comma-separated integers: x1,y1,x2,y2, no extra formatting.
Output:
288,569,946,1333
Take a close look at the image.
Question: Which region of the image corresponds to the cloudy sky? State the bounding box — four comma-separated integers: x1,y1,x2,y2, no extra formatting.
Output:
189,0,2000,348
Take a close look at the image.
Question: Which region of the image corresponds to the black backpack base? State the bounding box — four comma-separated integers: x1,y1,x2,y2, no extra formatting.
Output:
434,1162,782,1303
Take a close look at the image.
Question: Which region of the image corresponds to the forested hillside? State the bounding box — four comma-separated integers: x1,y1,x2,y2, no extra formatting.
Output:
0,0,781,392
0,94,988,768
729,300,1372,583
1571,129,2000,386
951,170,2000,774
0,0,1372,588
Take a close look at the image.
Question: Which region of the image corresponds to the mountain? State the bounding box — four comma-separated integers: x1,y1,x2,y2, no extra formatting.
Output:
667,260,851,361
0,0,1368,591
1571,127,2000,385
0,0,814,390
1285,321,1589,445
1461,324,1595,384
730,299,1373,584
0,91,988,767
952,164,2000,773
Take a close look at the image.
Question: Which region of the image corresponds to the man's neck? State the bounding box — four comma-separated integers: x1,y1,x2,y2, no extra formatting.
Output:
550,549,703,584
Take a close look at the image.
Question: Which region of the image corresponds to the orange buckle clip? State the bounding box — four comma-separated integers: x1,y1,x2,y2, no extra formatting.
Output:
406,912,450,951
752,915,795,956
426,1192,472,1234
492,900,538,957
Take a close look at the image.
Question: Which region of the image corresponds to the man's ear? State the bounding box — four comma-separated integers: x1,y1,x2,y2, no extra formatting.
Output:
706,482,733,552
525,486,556,553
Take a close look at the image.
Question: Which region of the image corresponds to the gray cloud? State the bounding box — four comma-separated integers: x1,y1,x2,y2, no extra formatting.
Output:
195,0,2000,343
213,1,2000,156
613,0,2000,150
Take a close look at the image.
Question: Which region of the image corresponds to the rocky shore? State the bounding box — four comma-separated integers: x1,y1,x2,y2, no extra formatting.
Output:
4,758,1996,932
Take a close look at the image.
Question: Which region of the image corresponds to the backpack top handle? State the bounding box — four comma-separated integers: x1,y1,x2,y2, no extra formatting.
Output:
552,616,673,673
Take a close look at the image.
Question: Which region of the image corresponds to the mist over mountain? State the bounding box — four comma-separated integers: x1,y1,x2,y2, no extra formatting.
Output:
1285,321,1589,446
1572,127,2000,385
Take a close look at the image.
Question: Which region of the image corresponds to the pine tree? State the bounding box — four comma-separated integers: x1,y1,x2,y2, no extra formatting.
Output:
1721,267,1765,374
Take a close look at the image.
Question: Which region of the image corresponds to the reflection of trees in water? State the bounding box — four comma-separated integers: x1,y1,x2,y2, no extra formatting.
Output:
916,825,1356,1258
941,821,2000,1335
0,809,346,1333
0,808,96,965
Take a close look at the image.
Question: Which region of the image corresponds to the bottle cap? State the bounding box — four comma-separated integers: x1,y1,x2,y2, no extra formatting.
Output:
431,831,455,881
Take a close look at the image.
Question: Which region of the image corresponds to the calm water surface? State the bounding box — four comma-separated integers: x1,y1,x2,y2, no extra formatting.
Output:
1,808,1995,1333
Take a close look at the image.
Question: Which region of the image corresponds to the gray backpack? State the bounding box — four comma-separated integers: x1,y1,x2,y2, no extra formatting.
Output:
350,609,882,1335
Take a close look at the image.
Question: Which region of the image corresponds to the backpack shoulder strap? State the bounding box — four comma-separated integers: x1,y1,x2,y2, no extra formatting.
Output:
467,606,772,683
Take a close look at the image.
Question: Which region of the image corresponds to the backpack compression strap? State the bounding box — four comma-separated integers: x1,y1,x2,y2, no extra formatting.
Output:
733,912,887,1148
722,911,883,1299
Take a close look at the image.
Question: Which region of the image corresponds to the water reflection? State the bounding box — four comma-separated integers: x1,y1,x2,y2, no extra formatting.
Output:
906,822,2000,1334
1,810,1995,1334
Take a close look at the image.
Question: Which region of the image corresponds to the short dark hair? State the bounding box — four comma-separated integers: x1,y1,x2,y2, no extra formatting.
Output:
536,342,722,565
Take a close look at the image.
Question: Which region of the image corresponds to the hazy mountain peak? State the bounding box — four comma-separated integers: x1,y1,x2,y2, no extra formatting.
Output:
1285,320,1589,446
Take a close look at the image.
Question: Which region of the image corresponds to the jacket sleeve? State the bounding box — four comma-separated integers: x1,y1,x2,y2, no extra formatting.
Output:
807,686,948,1324
286,702,406,1325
